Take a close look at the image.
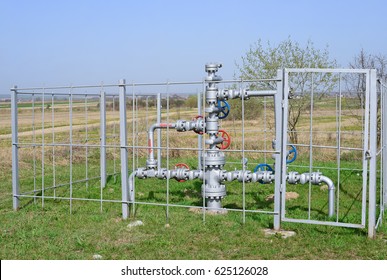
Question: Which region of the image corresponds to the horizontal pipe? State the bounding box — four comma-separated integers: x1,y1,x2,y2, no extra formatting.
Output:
246,90,276,97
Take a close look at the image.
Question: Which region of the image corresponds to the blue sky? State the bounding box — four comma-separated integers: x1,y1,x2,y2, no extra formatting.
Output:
1,0,386,96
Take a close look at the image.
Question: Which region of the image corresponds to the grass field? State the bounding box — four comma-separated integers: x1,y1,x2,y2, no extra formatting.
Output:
1,96,387,260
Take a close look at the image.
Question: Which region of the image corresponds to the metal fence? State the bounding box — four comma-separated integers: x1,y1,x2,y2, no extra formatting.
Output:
11,67,386,238
280,69,386,238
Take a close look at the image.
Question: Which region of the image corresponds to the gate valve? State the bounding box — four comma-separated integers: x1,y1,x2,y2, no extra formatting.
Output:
286,144,297,164
253,163,274,184
217,100,230,119
174,163,190,182
216,129,231,150
192,115,204,135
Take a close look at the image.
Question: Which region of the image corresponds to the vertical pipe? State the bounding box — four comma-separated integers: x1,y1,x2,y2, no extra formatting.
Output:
197,89,202,170
119,79,130,219
273,69,283,230
11,86,19,210
100,91,106,189
202,80,206,222
157,93,162,170
368,69,377,238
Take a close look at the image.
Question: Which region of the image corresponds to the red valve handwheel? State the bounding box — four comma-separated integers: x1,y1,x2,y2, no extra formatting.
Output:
192,115,204,135
175,163,190,182
216,129,231,150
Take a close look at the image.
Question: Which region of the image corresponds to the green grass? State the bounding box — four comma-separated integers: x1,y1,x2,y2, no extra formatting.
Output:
1,155,386,260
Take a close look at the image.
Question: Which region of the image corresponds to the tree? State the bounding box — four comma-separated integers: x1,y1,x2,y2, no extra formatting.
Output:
236,38,337,143
347,49,387,144
348,49,387,105
184,94,198,108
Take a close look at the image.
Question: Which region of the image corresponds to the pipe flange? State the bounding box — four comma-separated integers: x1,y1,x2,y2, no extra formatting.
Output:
136,168,147,179
310,172,322,185
202,184,226,198
287,171,300,184
156,168,168,179
205,63,222,73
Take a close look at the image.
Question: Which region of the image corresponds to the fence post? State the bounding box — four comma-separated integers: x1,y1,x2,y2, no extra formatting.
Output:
119,79,130,219
100,91,106,189
157,93,162,170
382,79,387,210
368,69,377,238
273,69,284,230
11,86,19,210
280,70,290,220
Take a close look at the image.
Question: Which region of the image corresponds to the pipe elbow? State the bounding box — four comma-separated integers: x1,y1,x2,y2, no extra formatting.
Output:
320,175,335,190
148,123,159,134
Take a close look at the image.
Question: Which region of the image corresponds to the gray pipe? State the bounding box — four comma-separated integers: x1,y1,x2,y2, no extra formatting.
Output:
320,175,335,218
147,123,176,169
128,171,136,202
287,172,335,218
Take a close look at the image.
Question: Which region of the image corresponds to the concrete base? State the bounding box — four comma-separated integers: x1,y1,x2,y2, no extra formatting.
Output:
262,228,296,239
189,207,228,215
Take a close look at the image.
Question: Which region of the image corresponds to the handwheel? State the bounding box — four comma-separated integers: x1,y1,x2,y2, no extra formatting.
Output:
217,100,230,119
216,129,231,150
253,163,274,184
286,144,297,164
253,163,274,173
192,115,204,135
175,163,190,182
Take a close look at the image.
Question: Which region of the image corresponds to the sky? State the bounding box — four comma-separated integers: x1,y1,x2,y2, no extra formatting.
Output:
1,0,386,96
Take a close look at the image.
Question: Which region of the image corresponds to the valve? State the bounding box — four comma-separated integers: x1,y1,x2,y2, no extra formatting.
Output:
216,129,231,150
286,144,297,164
192,115,204,135
253,163,274,184
217,100,230,119
253,163,273,173
174,163,190,182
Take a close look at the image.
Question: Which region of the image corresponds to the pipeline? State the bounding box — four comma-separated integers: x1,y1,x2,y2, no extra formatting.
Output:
128,63,336,218
146,118,205,169
146,123,176,169
287,171,335,217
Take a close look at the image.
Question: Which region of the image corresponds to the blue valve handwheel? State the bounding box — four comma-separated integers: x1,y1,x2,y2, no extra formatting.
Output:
253,163,274,184
286,144,297,164
253,163,273,173
217,100,230,119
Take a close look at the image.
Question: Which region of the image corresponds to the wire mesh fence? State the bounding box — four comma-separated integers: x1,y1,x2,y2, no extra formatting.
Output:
10,67,386,238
